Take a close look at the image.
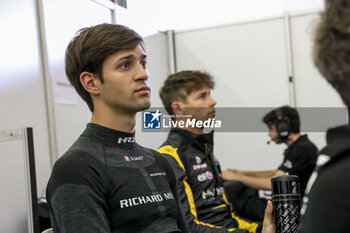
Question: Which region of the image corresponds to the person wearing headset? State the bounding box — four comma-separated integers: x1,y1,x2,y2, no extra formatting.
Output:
222,106,318,222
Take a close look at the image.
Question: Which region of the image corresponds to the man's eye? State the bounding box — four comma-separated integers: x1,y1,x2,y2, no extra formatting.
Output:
141,61,147,69
121,63,130,69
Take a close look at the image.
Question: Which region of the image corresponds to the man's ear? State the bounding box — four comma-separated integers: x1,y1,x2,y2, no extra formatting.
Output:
172,101,185,115
80,71,100,95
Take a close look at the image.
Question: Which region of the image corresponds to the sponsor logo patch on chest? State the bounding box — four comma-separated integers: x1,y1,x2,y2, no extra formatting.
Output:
202,187,224,201
197,171,213,182
124,155,144,162
149,172,166,177
193,163,207,171
195,155,202,164
120,192,175,208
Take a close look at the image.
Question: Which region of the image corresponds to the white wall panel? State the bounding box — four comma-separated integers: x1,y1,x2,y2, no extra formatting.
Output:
174,18,291,170
290,11,345,151
290,12,344,108
0,0,50,232
42,0,112,156
175,18,289,107
0,140,29,233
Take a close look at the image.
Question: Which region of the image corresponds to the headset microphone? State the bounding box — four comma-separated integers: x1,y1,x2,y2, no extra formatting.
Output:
267,139,272,145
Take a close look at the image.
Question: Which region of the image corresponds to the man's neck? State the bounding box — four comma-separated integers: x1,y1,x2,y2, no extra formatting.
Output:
91,106,136,133
285,133,301,147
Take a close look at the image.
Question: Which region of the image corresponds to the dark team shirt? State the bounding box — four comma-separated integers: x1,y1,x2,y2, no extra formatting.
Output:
46,123,190,233
278,135,318,196
298,125,350,233
158,128,260,233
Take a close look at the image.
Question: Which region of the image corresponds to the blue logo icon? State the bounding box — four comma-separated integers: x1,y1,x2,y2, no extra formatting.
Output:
143,110,162,129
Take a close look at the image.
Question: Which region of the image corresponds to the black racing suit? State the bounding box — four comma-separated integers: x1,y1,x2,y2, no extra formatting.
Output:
298,125,350,233
46,123,190,233
158,128,261,233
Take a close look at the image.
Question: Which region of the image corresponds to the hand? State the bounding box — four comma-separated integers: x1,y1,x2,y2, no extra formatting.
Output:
262,200,275,233
222,169,241,181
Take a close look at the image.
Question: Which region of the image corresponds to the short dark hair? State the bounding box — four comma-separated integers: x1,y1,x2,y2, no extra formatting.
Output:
159,70,215,115
313,0,350,107
65,23,143,112
262,106,300,133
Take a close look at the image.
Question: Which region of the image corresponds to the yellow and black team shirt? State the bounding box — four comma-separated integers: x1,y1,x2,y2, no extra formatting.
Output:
158,128,261,233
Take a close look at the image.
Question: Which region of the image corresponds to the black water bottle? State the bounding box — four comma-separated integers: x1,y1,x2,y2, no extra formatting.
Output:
271,175,301,233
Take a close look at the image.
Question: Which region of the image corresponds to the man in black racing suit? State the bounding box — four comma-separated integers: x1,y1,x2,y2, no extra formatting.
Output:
158,70,262,233
46,24,190,233
298,125,350,233
297,0,350,232
47,123,190,233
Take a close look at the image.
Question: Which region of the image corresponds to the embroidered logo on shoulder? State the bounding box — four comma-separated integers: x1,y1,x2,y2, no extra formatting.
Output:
123,155,144,162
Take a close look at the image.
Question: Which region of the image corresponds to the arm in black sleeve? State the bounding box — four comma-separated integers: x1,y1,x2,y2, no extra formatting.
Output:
298,157,350,233
47,152,110,233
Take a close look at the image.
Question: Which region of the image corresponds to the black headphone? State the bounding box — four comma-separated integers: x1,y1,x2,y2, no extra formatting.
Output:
275,108,291,140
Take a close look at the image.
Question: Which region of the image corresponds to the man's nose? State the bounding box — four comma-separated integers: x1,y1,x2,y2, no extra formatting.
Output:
210,96,217,107
135,64,149,81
